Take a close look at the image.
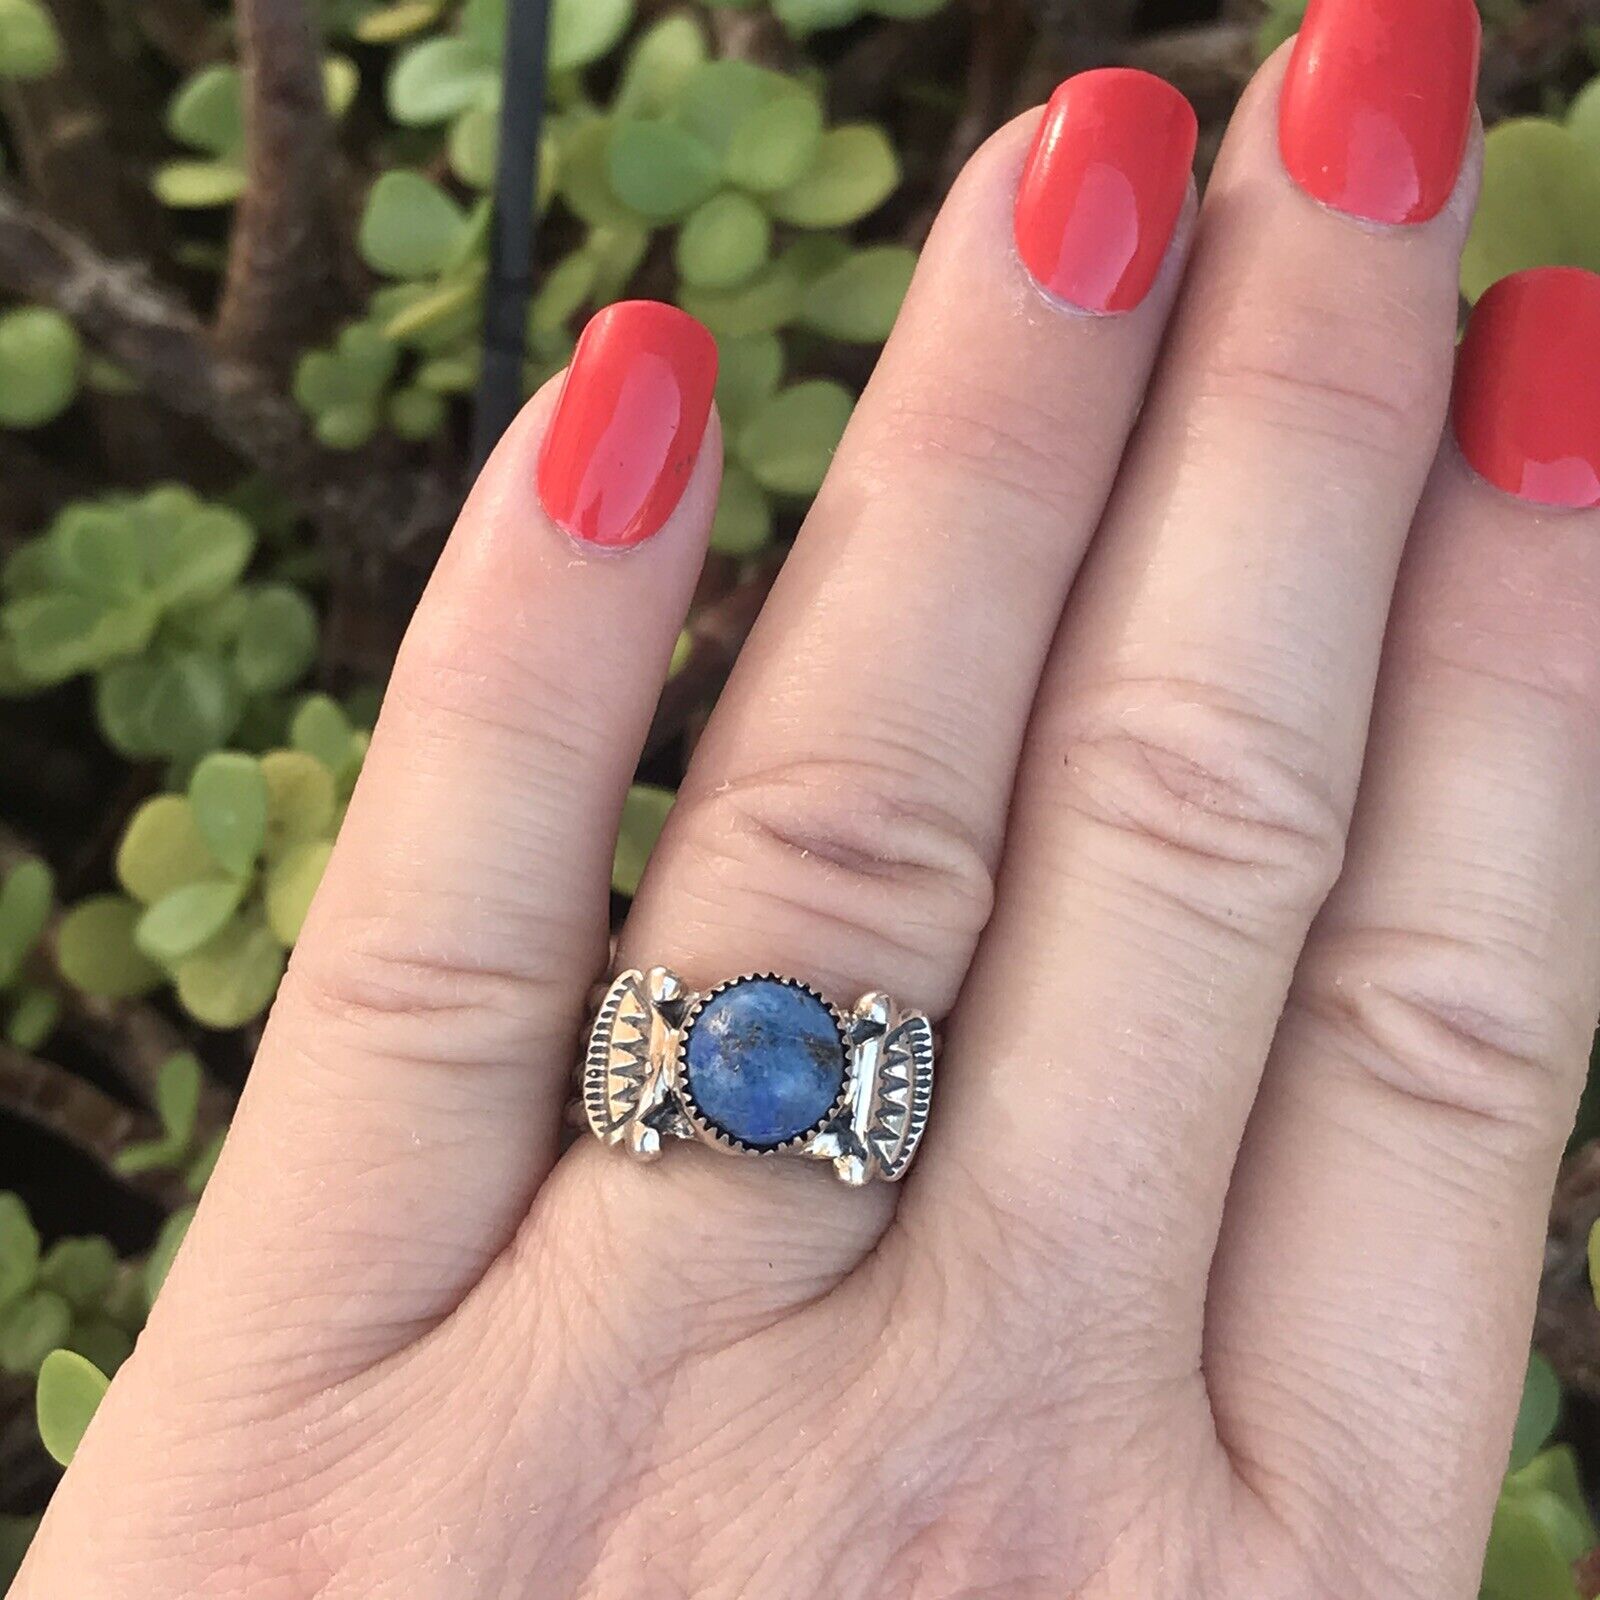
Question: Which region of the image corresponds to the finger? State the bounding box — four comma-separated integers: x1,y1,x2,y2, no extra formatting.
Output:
1205,269,1600,1597
155,303,720,1370
919,20,1480,1365
539,72,1199,1313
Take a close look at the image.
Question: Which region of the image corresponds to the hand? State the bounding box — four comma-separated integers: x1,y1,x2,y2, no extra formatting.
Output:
19,12,1600,1599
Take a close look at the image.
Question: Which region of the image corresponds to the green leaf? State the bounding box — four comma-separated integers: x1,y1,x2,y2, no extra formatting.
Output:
354,0,445,42
290,694,356,774
1512,1352,1563,1472
143,504,255,607
67,1317,132,1376
0,306,80,428
556,114,637,228
35,1349,108,1464
448,102,498,188
616,14,706,118
143,1205,194,1310
97,652,243,761
607,119,720,220
294,324,399,412
387,35,496,125
152,158,247,208
173,914,286,1028
679,257,803,338
710,462,773,556
56,896,163,999
0,1193,39,1309
6,985,59,1050
232,585,317,694
0,1288,69,1374
189,752,268,876
0,0,61,79
1482,1476,1588,1599
52,507,144,601
1569,75,1600,158
261,750,337,854
713,332,783,426
1462,119,1600,303
2,591,155,683
388,384,448,439
37,1237,115,1310
768,124,899,228
116,1048,203,1176
676,191,771,289
264,839,333,944
801,245,916,342
613,784,674,895
313,400,381,450
166,65,244,157
737,379,853,495
0,859,52,987
549,0,633,72
675,61,822,193
136,878,248,964
359,171,470,278
117,797,215,908
186,1128,225,1192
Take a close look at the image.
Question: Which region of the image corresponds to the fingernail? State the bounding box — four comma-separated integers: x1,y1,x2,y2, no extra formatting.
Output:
1453,268,1600,509
1014,68,1197,314
537,300,718,549
1279,0,1480,226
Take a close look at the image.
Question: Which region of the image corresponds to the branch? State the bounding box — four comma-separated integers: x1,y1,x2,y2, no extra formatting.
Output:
1537,1139,1600,1397
217,0,351,375
0,183,457,565
0,1042,191,1214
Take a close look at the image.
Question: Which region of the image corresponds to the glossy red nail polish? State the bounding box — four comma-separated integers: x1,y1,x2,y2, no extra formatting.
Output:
1279,0,1479,226
1453,268,1600,509
537,300,718,548
1014,68,1197,314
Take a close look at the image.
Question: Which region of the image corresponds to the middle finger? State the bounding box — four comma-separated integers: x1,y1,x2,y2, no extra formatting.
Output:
917,15,1480,1376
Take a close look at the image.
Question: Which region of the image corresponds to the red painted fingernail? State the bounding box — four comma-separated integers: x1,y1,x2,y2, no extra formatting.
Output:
1453,268,1600,509
1279,0,1479,226
1014,68,1197,314
537,300,718,548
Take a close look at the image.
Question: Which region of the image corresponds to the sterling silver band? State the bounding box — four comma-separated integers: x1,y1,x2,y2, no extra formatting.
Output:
578,967,936,1186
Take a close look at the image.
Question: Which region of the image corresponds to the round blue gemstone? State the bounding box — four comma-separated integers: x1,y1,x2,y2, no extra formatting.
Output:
683,978,845,1148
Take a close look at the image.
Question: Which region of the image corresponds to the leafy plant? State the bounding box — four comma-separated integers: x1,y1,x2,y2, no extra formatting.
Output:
154,59,361,208
1481,1354,1599,1600
0,1192,144,1382
703,0,948,34
0,859,58,1050
0,0,60,81
0,307,81,429
57,709,365,1027
0,487,319,765
1462,76,1600,304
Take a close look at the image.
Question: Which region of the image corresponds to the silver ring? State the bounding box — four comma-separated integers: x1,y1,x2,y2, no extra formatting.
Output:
579,967,935,1186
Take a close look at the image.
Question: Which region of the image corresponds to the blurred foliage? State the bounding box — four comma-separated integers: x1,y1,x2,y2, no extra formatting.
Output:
59,709,366,1026
0,0,1598,1591
1,487,320,767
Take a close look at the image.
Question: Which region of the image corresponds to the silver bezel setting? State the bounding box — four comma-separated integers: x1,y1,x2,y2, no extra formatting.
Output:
675,973,852,1156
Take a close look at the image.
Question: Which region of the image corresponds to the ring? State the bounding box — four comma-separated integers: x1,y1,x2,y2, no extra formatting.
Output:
579,968,935,1186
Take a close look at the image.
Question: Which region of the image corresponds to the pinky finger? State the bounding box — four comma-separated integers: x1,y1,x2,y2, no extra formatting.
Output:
1206,269,1600,1597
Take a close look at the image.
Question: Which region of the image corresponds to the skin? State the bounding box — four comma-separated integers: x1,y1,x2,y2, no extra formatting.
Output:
17,49,1600,1600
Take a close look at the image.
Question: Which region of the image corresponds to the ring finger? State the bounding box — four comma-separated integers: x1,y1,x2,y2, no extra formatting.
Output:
540,69,1200,1322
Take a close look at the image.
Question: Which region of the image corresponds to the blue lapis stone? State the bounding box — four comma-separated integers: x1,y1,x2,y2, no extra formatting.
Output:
683,978,845,1148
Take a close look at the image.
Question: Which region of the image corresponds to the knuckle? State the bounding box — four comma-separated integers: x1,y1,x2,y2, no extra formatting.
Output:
856,380,1096,533
1192,292,1448,464
282,908,578,1067
1048,677,1348,939
1293,925,1592,1145
669,756,996,997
